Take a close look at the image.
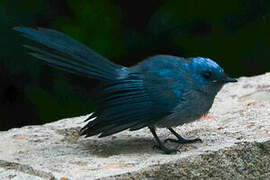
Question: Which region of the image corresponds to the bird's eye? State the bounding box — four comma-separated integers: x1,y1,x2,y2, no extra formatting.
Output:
203,71,212,80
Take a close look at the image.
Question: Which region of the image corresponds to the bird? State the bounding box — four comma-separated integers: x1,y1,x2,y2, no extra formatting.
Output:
14,27,237,154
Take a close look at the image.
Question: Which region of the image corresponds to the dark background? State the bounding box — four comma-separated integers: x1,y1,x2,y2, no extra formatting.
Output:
0,0,269,130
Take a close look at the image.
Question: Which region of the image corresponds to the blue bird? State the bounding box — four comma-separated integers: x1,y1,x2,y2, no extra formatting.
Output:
14,27,237,154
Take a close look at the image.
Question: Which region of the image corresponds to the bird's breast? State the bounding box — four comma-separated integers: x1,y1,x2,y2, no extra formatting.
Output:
155,90,215,128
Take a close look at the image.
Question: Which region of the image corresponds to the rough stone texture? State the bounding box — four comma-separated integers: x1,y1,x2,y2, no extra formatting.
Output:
0,73,270,180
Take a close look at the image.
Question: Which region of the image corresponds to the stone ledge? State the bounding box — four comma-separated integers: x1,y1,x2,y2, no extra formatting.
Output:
0,73,270,180
109,141,270,179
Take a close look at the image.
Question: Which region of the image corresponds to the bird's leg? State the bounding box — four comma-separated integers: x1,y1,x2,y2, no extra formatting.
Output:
148,127,179,154
165,127,202,144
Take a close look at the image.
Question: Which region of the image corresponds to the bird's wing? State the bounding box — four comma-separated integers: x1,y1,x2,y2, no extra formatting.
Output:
80,55,187,138
80,74,155,137
136,55,188,122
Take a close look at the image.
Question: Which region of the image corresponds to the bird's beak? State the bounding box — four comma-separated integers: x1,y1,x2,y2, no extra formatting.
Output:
224,77,237,83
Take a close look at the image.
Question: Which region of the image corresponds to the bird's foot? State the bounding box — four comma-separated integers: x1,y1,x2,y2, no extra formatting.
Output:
165,137,202,144
153,144,179,154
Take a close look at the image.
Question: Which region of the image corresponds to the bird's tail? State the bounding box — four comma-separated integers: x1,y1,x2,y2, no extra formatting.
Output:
13,27,124,81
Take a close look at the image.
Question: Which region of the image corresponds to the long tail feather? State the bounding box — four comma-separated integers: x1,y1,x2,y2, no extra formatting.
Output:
14,27,124,81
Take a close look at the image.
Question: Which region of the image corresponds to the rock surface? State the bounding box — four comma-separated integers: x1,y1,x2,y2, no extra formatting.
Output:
1,73,270,180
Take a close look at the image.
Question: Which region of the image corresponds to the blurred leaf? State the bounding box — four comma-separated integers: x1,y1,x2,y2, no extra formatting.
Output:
55,0,124,60
26,74,94,123
52,74,95,117
149,0,270,76
26,86,64,122
3,0,47,14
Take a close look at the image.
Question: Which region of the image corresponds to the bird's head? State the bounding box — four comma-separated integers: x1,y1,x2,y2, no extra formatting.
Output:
188,57,237,95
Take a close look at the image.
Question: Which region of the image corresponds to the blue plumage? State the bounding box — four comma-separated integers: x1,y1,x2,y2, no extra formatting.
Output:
14,27,237,154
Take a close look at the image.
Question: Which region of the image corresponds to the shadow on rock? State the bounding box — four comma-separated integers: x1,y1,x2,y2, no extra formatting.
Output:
77,137,166,157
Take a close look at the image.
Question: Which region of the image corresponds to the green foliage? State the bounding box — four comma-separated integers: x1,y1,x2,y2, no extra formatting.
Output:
149,0,270,75
55,0,125,59
26,86,64,123
3,0,47,15
51,74,95,118
25,73,95,123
